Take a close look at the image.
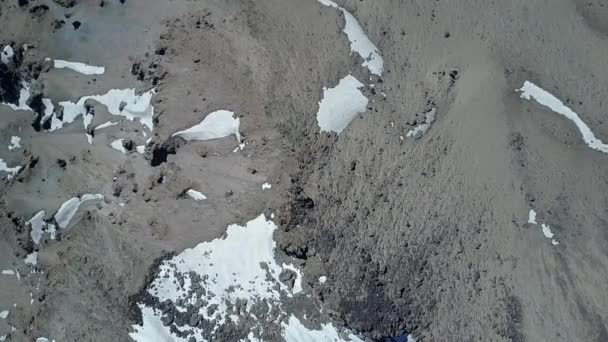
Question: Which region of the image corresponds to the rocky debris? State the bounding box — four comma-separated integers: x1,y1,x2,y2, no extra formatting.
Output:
52,0,79,8
29,4,49,20
0,62,22,105
150,137,182,167
131,59,167,86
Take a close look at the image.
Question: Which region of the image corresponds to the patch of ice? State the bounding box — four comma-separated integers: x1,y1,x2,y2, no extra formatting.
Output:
1,82,32,112
541,224,559,245
316,75,368,134
54,194,104,229
1,45,14,64
25,252,38,266
517,81,608,154
172,110,242,143
53,59,105,75
282,263,303,294
318,276,327,284
406,108,436,138
528,210,537,225
41,98,54,123
95,121,118,130
262,182,272,190
0,311,8,319
0,159,21,179
136,145,146,154
8,136,21,150
317,0,384,75
27,210,46,244
54,88,155,131
282,315,364,342
1,270,15,276
86,133,93,145
110,139,127,154
186,189,207,201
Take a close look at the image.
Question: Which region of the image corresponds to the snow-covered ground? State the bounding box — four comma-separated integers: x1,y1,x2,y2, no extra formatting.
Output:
131,214,365,342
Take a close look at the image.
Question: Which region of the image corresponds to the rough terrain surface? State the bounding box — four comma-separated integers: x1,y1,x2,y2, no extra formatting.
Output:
1,0,608,341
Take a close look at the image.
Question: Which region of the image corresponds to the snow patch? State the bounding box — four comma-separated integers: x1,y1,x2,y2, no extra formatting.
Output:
27,211,46,244
316,75,368,134
1,45,14,64
130,305,188,342
318,276,327,284
25,252,38,266
518,81,608,153
172,110,241,144
53,59,105,75
1,270,14,276
110,139,127,154
262,182,272,190
1,82,32,112
136,145,146,154
0,311,8,319
8,136,21,150
528,210,537,225
282,263,303,294
54,88,155,131
95,121,118,130
54,194,103,229
406,108,436,138
186,189,207,201
317,0,384,75
0,159,21,179
281,315,364,342
541,224,559,245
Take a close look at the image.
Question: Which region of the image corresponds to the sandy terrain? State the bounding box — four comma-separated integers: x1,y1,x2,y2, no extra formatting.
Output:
1,0,608,341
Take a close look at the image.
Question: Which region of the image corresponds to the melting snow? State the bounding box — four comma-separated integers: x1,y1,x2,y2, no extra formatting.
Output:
54,194,104,229
172,110,242,144
53,59,105,75
406,108,436,138
518,81,608,153
186,189,207,201
8,136,21,150
0,159,21,179
110,139,127,154
262,182,272,190
316,75,368,134
317,0,384,75
1,45,14,64
528,210,537,225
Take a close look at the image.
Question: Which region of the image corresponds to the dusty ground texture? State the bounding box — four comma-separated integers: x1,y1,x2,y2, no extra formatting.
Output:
1,0,608,341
